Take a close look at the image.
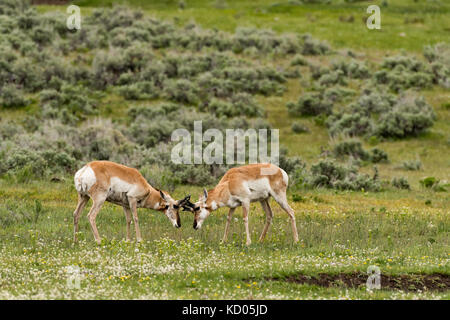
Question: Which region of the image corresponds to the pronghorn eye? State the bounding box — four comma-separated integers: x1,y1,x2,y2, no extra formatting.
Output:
194,207,200,211
164,205,169,210
173,204,179,209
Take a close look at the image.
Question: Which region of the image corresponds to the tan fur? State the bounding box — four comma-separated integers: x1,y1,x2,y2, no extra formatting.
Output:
193,163,298,245
205,163,286,207
73,161,181,244
86,161,168,210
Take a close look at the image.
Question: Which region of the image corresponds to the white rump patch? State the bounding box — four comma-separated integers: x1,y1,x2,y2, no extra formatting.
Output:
280,168,289,186
74,165,96,194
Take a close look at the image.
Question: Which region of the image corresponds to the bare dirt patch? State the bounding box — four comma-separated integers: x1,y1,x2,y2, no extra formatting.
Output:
266,273,450,292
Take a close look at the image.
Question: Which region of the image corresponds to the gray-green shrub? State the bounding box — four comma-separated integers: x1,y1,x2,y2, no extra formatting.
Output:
0,84,28,108
306,159,380,191
291,122,310,134
376,95,435,138
391,177,410,189
398,160,422,171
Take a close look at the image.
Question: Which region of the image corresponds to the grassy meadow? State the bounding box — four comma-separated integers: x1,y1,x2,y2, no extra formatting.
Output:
0,0,449,299
0,179,448,299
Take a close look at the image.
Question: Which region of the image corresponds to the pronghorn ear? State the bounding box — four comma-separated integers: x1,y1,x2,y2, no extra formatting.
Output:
160,190,167,202
203,188,208,201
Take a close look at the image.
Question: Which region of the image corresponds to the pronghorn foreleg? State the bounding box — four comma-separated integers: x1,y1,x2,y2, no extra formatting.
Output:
258,199,273,242
123,206,132,241
222,207,235,243
242,201,251,246
128,197,142,242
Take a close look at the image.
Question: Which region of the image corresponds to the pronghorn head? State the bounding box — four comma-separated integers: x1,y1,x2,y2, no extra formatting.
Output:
183,189,212,230
158,191,191,228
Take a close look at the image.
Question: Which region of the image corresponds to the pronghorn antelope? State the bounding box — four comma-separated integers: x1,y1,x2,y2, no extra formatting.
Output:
183,163,298,245
73,161,190,244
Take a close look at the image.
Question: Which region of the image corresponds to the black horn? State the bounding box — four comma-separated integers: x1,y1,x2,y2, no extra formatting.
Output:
177,194,190,206
181,198,196,212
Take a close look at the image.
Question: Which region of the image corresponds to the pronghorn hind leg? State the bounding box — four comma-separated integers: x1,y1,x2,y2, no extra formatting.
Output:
222,207,235,243
73,193,89,243
123,206,132,241
258,199,273,242
272,192,299,243
87,194,106,244
242,202,251,246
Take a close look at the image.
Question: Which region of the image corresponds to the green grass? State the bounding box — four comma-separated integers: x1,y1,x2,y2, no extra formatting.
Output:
0,179,448,299
1,0,448,299
63,0,450,52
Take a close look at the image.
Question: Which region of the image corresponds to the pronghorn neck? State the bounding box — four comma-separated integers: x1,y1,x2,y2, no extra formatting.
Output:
142,186,166,210
205,183,230,211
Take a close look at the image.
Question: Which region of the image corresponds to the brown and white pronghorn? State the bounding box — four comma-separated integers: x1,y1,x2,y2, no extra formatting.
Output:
184,163,298,245
73,161,190,244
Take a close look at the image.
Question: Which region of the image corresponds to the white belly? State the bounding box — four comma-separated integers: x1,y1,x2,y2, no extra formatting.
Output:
226,197,241,208
108,177,141,198
244,178,271,202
